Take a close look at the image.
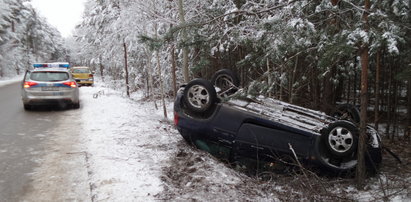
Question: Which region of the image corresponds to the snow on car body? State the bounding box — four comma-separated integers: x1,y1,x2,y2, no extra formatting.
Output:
174,69,382,174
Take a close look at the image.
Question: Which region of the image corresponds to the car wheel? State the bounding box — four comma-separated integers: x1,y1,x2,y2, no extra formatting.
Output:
183,78,217,113
331,104,360,124
314,121,360,173
73,102,80,109
322,121,358,157
211,69,240,97
24,104,31,110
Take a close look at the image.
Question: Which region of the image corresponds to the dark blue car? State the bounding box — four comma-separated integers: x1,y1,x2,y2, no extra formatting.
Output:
174,69,382,174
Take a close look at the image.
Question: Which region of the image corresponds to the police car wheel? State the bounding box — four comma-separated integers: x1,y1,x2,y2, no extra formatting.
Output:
24,104,31,110
73,102,80,109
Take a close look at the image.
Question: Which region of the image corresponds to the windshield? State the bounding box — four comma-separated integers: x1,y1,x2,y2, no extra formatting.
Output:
72,69,90,73
30,72,69,81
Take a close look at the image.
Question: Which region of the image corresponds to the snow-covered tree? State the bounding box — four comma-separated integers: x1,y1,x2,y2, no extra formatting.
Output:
0,0,66,78
72,0,410,132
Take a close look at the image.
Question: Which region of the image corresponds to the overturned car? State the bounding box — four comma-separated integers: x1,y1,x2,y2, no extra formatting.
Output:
174,69,382,174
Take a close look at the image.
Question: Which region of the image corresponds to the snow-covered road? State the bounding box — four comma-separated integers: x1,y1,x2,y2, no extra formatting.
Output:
20,82,180,201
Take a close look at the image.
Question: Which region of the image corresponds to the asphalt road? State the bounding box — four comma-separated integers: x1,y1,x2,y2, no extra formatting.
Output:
0,82,66,201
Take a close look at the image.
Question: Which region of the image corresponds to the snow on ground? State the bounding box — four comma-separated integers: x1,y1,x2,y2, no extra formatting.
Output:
66,81,278,201
3,76,408,201
77,82,180,201
69,82,411,201
0,75,23,87
10,76,276,201
19,79,183,201
78,82,275,201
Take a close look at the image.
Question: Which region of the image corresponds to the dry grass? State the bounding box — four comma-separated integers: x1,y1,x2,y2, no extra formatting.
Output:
158,139,411,201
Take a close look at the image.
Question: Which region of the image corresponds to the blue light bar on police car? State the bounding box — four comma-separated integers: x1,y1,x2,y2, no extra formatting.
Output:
33,63,48,68
55,63,70,68
33,63,70,68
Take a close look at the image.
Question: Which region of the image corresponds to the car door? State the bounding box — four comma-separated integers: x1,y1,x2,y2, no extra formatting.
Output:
23,70,31,81
21,70,31,95
233,122,314,160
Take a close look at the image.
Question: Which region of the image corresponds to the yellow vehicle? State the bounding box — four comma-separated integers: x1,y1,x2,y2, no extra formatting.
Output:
71,66,94,86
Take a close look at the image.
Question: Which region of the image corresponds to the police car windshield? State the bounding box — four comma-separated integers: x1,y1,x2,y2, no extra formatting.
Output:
30,72,69,82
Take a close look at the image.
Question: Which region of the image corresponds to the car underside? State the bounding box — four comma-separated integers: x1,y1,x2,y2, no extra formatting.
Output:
174,69,382,175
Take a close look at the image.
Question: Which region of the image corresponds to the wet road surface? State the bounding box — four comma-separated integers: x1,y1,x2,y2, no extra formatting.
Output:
0,82,70,201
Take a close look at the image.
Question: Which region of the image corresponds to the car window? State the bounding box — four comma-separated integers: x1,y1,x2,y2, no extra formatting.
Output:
30,72,69,81
72,69,90,73
24,70,31,81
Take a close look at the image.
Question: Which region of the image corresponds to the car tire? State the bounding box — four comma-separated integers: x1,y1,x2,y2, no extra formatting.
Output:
331,104,360,124
24,104,31,110
211,69,240,97
322,121,358,157
73,102,80,109
183,78,217,113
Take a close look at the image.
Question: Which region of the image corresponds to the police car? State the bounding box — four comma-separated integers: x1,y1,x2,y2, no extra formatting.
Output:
21,63,80,110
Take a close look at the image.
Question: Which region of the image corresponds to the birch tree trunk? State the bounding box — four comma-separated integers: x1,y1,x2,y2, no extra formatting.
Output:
157,50,167,118
178,0,189,82
145,49,157,110
155,24,167,118
170,23,178,97
171,43,177,97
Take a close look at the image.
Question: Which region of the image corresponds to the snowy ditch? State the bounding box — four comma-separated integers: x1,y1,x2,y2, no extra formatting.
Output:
11,80,409,201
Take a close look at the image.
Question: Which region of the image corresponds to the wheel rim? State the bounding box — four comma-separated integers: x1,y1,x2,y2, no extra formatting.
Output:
328,127,354,154
187,84,210,109
215,74,234,92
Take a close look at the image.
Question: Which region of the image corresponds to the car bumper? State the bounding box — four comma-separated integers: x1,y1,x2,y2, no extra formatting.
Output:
23,99,77,106
75,79,93,85
22,89,79,105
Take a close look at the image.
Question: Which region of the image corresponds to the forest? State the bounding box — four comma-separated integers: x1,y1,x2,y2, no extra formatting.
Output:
1,0,410,142
0,0,410,198
0,0,67,77
72,0,410,140
1,0,409,138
